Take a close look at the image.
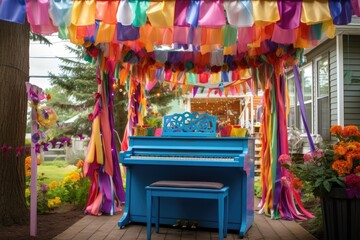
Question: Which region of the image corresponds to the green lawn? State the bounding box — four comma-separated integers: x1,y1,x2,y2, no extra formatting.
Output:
37,161,77,183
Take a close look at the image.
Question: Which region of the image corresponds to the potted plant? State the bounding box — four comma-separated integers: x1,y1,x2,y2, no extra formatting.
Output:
281,125,360,240
143,113,163,136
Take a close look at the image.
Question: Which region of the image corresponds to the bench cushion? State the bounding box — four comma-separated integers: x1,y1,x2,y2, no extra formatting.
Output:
150,180,224,189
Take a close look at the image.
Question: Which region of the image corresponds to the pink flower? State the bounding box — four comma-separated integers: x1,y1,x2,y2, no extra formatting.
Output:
344,174,360,188
303,153,313,163
40,183,48,193
312,149,323,159
279,154,291,165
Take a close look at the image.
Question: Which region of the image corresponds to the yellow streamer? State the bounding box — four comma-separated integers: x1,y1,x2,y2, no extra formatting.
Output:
95,22,116,44
71,0,96,26
86,116,104,165
252,0,280,26
301,0,331,24
67,24,85,45
146,1,175,28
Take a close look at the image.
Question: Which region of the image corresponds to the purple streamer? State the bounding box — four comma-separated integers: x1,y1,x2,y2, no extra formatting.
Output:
0,0,26,24
280,186,293,220
98,169,113,214
293,65,316,152
329,0,352,25
167,52,181,64
277,0,302,29
186,0,200,27
116,23,140,41
107,63,126,203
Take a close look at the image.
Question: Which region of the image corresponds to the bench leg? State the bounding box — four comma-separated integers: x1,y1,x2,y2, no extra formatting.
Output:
155,196,160,233
224,194,228,238
146,190,152,240
218,195,224,240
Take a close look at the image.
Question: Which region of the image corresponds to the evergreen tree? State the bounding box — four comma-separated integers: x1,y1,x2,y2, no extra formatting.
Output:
47,45,178,146
47,45,97,139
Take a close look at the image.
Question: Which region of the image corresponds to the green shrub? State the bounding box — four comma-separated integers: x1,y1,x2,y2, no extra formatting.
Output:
254,179,262,198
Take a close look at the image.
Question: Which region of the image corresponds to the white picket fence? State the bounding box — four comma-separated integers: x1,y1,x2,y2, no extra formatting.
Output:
41,138,88,162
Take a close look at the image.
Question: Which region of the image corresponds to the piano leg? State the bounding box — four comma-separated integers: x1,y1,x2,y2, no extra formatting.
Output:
239,154,255,237
239,170,247,237
118,168,132,228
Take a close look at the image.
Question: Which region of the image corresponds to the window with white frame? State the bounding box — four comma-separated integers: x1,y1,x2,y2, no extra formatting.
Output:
316,57,330,140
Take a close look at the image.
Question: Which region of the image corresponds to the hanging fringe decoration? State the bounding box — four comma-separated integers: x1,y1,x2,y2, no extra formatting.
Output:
84,52,125,216
258,62,314,220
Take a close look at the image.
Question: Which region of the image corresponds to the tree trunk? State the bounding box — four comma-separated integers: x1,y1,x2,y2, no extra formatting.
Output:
0,21,30,226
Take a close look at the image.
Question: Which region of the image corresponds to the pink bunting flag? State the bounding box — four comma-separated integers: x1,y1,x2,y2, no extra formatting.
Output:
26,0,58,34
230,86,236,96
198,0,226,27
145,79,158,91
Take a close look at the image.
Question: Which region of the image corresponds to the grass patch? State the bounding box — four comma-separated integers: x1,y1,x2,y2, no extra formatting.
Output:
38,161,76,183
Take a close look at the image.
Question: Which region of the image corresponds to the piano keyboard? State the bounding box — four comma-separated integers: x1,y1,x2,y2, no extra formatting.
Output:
130,155,234,161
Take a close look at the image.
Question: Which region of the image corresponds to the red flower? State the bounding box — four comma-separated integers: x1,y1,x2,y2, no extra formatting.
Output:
344,174,360,188
279,154,291,165
88,114,94,121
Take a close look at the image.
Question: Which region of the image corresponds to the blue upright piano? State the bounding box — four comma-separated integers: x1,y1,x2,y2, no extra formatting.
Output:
118,112,255,237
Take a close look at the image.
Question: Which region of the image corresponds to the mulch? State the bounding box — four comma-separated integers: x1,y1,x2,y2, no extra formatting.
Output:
0,209,85,240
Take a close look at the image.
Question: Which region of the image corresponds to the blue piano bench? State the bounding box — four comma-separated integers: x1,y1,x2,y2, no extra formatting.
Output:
146,180,229,240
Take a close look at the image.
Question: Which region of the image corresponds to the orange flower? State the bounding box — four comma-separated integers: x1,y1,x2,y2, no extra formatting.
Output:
330,125,342,135
346,142,357,151
332,160,352,176
292,177,303,190
345,153,353,166
76,160,84,169
342,125,359,138
333,144,347,156
354,166,360,174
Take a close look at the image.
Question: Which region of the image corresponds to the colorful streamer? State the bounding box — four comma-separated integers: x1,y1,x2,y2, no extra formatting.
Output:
257,63,314,220
84,53,125,216
293,65,316,152
1,0,356,58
